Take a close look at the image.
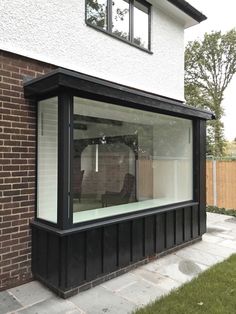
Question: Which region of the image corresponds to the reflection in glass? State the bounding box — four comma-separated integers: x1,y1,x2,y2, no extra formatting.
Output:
37,98,58,223
112,0,129,40
73,97,193,223
86,0,108,30
133,1,149,49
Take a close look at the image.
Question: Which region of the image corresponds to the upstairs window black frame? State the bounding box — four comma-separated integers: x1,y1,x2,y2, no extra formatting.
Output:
85,0,152,53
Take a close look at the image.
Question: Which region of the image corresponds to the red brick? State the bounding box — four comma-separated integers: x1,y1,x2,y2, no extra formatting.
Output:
2,226,18,234
3,190,20,197
2,239,19,248
2,64,20,73
0,70,11,77
3,128,20,134
13,195,28,202
12,231,28,239
0,51,55,291
5,178,20,183
3,202,20,209
3,165,20,171
0,185,11,191
2,252,18,261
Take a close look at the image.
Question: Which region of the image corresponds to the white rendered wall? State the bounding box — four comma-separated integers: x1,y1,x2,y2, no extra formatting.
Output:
0,0,185,100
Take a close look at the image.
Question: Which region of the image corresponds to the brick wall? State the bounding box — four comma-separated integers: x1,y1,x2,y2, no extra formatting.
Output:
0,50,55,291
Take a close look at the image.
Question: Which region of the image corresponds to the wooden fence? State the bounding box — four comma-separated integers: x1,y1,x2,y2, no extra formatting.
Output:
206,159,236,209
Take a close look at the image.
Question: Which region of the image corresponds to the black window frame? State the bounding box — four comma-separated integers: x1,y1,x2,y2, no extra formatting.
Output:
85,0,152,53
24,68,212,231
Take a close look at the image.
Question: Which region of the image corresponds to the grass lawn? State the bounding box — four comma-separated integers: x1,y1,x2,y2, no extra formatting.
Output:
133,254,236,314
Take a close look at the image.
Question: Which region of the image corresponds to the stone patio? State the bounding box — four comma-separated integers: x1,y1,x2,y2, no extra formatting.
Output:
1,212,236,314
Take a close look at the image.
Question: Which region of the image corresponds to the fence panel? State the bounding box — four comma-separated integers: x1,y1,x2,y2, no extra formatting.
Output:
206,159,236,209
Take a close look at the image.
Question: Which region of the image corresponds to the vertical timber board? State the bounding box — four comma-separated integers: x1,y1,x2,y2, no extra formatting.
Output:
166,211,175,249
31,227,37,275
144,215,155,256
156,213,165,253
175,208,184,245
192,205,199,238
199,120,207,235
67,232,86,288
184,206,192,242
86,228,103,281
103,225,118,274
36,229,48,279
118,221,131,267
47,232,60,287
59,237,68,290
132,219,144,262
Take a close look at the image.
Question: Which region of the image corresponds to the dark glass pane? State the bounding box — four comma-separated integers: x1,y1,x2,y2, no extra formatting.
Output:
112,0,130,40
86,0,108,30
133,0,149,49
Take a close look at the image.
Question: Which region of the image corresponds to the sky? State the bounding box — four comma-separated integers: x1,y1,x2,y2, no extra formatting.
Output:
185,0,236,141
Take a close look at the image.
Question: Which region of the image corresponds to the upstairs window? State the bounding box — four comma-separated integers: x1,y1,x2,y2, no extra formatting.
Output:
86,0,151,51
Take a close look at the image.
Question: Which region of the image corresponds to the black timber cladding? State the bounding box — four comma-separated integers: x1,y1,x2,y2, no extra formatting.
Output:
24,68,214,120
31,203,202,297
167,0,207,23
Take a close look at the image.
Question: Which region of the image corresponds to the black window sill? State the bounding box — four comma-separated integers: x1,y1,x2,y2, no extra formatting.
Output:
86,22,153,55
31,200,199,236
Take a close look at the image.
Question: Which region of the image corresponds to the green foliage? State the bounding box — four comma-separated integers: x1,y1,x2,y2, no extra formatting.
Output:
185,29,236,157
133,254,236,314
86,0,107,28
207,205,236,216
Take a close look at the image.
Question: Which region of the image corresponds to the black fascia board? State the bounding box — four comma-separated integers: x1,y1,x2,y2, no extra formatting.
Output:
24,68,214,120
167,0,207,23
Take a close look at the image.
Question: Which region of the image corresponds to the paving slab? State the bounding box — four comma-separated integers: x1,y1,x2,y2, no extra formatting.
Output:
175,246,224,267
101,273,138,292
151,257,206,284
144,253,183,271
115,279,168,307
0,291,22,314
9,281,54,307
218,239,236,250
16,297,82,314
191,241,236,258
69,285,137,314
202,233,225,243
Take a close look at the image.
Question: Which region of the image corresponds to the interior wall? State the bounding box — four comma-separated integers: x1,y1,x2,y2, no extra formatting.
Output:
153,119,193,202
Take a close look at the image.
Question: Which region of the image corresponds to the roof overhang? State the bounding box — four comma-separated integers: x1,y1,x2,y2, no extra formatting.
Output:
24,68,214,120
155,0,207,29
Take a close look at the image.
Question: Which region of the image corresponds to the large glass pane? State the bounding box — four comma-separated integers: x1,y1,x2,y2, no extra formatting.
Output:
86,0,108,30
37,97,58,223
133,0,149,49
112,0,130,40
73,97,192,223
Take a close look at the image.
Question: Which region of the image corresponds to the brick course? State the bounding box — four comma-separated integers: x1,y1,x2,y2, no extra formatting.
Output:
0,50,55,291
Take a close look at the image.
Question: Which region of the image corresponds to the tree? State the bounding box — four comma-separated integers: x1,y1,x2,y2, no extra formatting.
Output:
185,29,236,156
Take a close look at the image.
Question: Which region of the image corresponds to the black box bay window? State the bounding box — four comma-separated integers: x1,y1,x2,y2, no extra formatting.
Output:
86,0,151,51
25,69,212,297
